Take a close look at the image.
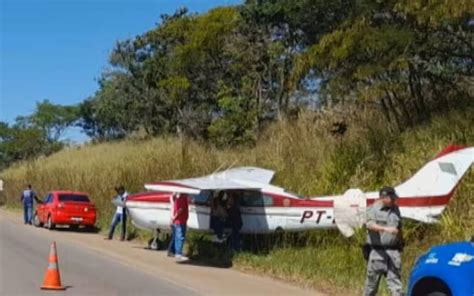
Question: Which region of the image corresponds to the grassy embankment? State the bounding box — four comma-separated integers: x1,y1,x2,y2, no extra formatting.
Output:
1,105,473,295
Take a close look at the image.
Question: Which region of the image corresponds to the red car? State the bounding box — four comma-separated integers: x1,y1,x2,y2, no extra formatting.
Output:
33,191,97,230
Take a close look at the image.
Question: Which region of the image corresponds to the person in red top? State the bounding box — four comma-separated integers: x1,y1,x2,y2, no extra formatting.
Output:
170,193,189,261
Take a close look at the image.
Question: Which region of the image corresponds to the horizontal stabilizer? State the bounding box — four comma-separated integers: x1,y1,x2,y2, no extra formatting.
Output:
334,188,367,237
400,211,440,224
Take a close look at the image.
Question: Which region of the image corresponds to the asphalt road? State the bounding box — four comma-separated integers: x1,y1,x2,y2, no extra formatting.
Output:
0,209,320,296
0,214,198,296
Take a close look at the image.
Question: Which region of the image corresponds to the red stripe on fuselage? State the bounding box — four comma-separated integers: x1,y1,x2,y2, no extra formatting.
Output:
127,192,170,203
127,189,454,208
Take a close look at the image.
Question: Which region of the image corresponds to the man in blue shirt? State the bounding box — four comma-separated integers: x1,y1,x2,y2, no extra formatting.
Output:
20,184,37,225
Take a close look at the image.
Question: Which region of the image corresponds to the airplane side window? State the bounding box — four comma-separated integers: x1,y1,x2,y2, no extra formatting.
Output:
240,191,274,207
193,190,211,205
262,195,274,206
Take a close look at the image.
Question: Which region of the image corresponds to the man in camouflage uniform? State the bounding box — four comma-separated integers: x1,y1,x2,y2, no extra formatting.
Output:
364,186,403,296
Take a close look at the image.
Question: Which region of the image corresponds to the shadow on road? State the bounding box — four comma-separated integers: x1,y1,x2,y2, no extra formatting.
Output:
187,238,234,268
46,225,101,234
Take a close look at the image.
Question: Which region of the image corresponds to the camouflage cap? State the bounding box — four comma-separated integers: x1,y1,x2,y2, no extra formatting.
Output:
379,186,398,199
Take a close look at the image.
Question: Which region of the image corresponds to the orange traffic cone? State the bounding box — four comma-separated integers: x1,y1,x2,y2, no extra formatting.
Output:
41,241,66,290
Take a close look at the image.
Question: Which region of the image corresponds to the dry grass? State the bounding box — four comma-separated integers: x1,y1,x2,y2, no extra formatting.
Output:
1,105,473,295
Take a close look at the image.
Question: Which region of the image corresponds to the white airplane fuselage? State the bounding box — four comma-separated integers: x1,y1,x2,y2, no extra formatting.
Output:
126,145,473,235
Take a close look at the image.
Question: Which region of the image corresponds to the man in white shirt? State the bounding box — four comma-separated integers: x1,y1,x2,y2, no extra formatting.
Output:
106,186,129,241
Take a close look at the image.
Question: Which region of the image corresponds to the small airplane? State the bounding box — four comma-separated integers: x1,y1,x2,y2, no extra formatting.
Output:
123,145,473,249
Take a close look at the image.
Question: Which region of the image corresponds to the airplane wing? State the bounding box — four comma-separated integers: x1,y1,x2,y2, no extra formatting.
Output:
145,179,260,194
212,167,275,184
144,166,273,194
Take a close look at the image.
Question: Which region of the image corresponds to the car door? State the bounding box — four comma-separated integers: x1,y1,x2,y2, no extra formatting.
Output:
41,193,53,221
36,194,46,221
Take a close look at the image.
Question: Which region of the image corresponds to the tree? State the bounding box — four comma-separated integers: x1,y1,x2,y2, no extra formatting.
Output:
16,99,79,142
72,2,472,144
293,0,473,130
0,121,48,168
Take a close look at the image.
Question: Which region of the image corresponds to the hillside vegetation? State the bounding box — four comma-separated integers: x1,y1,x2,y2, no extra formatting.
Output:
1,104,473,295
1,1,472,294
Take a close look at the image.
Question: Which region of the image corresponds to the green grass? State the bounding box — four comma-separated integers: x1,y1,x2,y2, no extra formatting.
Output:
1,106,473,295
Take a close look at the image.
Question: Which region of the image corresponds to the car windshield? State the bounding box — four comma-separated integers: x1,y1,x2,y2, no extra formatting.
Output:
58,194,90,202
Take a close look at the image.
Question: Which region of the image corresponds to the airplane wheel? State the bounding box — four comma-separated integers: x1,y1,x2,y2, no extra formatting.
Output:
33,213,43,227
148,238,161,250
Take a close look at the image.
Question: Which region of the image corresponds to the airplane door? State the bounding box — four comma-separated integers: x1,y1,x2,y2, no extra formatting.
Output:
333,188,366,237
240,190,270,233
188,190,211,231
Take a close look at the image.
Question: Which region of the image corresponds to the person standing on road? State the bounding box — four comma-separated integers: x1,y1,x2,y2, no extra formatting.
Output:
106,186,129,241
20,184,38,225
167,192,177,257
171,193,189,261
364,186,403,296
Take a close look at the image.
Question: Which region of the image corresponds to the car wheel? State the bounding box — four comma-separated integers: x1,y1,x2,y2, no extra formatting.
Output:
412,277,452,296
33,213,43,227
46,216,55,230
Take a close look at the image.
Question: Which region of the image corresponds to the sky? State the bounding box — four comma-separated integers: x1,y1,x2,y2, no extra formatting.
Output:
0,0,242,142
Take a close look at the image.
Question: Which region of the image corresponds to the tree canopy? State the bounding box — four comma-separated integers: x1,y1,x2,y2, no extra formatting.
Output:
78,0,471,144
2,0,472,166
0,100,79,168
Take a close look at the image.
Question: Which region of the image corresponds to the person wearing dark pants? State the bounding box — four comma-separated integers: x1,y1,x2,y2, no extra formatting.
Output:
210,192,228,243
20,185,38,225
226,195,242,252
106,186,128,241
364,186,403,296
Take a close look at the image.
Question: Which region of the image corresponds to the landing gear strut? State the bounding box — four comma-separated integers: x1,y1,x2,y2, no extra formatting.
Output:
148,229,162,250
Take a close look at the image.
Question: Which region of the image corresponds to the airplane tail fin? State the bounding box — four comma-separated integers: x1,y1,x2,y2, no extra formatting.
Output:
331,145,473,236
395,145,473,198
395,145,474,222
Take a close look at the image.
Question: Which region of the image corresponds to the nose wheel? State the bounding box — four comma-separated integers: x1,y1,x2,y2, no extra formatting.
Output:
148,229,162,250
